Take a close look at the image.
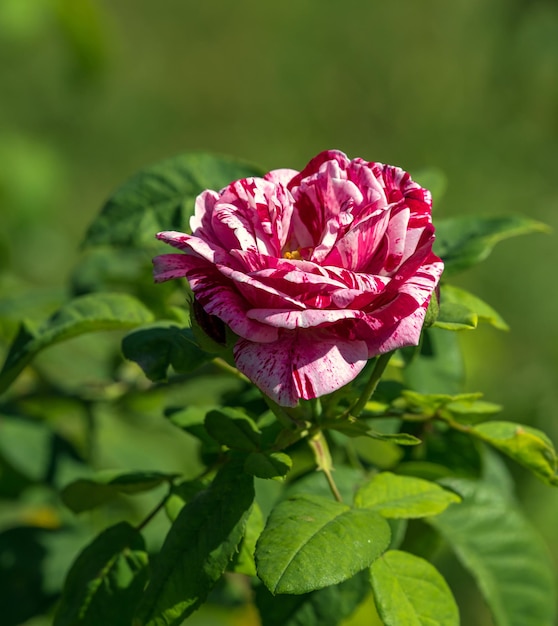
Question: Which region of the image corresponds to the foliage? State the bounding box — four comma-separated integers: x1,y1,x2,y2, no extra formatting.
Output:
0,152,555,626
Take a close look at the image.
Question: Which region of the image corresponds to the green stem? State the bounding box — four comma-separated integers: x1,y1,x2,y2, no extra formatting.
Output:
347,352,393,418
213,357,250,382
136,490,171,532
308,431,342,502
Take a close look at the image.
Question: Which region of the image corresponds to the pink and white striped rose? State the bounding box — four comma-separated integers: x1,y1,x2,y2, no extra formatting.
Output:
153,150,444,406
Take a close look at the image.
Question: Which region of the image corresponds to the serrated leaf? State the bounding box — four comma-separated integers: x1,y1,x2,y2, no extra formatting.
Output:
255,494,391,595
354,472,461,518
470,421,558,485
244,451,292,479
255,570,370,626
53,522,149,626
61,470,177,514
83,152,265,248
230,503,264,577
0,293,154,394
428,479,556,626
434,215,550,276
204,407,261,451
165,478,209,522
122,322,210,382
134,460,254,626
370,550,459,626
438,284,509,331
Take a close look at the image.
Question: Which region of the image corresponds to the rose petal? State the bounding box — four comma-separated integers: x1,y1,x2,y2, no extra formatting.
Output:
246,308,363,330
162,255,279,343
234,330,369,406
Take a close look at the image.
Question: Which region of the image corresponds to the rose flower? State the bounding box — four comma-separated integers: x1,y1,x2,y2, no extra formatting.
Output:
153,150,444,406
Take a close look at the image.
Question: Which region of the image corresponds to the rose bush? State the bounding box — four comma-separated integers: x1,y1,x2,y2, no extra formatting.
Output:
153,150,443,406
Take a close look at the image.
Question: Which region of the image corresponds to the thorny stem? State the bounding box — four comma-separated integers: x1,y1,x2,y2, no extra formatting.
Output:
309,431,343,502
346,352,393,418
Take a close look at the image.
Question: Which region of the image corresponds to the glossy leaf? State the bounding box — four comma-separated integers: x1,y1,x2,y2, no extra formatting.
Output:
354,472,461,518
436,284,509,331
370,550,459,626
428,479,556,626
122,322,210,382
0,293,154,394
255,570,370,626
471,421,558,485
434,300,477,330
134,460,254,626
434,215,549,276
83,152,265,248
54,522,149,626
61,470,177,513
255,494,391,594
204,407,261,451
244,451,292,479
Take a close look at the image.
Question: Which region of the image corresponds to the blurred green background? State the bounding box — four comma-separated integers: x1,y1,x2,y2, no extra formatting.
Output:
1,1,558,624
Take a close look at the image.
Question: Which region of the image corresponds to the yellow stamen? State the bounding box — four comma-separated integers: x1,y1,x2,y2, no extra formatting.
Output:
284,250,302,260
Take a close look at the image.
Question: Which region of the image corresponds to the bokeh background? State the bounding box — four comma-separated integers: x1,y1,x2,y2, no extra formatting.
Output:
1,1,558,624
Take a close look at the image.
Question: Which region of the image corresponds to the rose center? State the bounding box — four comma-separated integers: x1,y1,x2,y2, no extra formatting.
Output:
283,250,302,261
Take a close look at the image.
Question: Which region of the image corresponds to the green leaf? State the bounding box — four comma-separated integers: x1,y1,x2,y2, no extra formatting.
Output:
428,479,556,626
83,152,265,248
204,407,262,451
134,460,254,626
0,293,154,394
255,494,391,595
255,570,370,626
0,415,51,482
165,405,215,444
397,390,494,422
370,550,459,626
328,418,421,445
244,451,292,479
470,421,558,485
403,328,465,394
230,503,264,577
61,470,177,514
442,399,502,424
437,284,509,331
354,472,461,518
434,215,550,276
53,522,149,626
165,478,209,522
122,322,211,382
433,300,477,330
